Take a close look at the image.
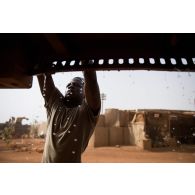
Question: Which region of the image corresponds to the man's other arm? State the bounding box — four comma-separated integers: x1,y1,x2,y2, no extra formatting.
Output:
83,70,101,115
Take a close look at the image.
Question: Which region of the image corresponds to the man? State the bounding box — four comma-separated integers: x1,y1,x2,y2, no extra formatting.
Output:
37,70,101,163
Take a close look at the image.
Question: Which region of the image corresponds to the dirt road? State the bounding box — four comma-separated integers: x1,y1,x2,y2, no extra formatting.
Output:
0,139,195,163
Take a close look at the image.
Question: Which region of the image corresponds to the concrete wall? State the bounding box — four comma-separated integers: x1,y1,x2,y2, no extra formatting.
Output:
94,127,109,147
109,127,124,146
91,126,131,147
96,115,105,127
92,109,134,147
92,109,148,148
105,109,120,127
105,109,129,127
128,111,136,122
91,114,109,147
123,127,131,145
129,122,145,146
118,110,129,127
127,121,152,149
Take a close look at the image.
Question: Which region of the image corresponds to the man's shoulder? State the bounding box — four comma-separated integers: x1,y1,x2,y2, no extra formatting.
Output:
45,87,64,110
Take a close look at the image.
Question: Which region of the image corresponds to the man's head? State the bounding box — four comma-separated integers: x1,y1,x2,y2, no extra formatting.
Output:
64,77,85,107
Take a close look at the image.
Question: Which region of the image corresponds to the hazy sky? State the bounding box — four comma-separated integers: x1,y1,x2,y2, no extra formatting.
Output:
0,70,195,124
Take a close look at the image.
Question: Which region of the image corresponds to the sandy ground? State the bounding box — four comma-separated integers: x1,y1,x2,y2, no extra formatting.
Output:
0,139,195,163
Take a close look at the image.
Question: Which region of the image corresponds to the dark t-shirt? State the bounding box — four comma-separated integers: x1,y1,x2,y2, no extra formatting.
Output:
42,87,99,163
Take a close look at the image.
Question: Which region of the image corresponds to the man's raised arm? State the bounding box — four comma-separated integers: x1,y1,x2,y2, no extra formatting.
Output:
37,74,55,102
83,70,101,115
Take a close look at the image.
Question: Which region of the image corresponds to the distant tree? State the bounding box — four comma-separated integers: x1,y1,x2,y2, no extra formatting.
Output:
1,117,15,144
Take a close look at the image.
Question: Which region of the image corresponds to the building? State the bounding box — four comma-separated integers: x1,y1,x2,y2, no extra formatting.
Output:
89,109,195,149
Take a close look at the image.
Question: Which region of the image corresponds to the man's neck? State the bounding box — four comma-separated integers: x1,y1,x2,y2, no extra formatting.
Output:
64,98,82,108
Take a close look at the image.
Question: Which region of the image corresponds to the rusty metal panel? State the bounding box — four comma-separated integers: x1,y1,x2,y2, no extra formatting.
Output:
1,33,195,88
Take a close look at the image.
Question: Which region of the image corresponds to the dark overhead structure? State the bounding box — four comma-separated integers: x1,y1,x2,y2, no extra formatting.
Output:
0,33,195,88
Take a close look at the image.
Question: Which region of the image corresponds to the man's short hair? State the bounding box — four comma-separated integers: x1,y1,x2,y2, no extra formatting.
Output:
72,77,84,86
